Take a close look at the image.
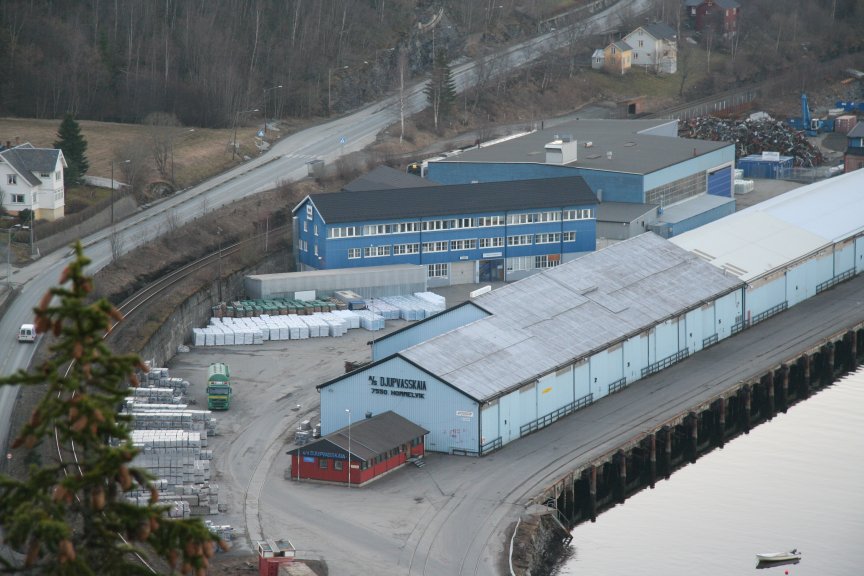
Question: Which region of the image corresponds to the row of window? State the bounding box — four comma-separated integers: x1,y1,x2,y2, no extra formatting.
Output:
343,233,576,259
325,210,594,239
426,254,561,279
6,172,59,185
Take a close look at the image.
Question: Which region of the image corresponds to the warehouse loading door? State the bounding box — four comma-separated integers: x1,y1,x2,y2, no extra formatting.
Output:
707,166,732,197
479,259,504,282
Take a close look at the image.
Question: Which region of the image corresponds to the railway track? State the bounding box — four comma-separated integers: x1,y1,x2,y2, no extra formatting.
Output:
49,225,287,572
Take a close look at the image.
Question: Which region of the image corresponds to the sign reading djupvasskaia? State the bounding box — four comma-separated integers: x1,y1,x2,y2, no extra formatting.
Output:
368,375,426,399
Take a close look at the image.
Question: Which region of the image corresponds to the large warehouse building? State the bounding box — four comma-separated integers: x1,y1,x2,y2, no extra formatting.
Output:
671,168,864,328
292,176,598,285
316,169,864,456
424,119,736,238
317,232,744,454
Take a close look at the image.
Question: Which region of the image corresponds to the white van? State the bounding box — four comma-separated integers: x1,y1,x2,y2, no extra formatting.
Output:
18,324,37,343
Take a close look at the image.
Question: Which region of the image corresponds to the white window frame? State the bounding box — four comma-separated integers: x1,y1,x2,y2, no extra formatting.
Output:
11,193,25,204
393,243,419,255
428,263,449,278
314,224,318,236
476,215,504,227
535,255,560,269
450,239,477,251
422,241,448,253
348,248,361,259
364,245,390,258
393,222,419,234
535,233,561,245
563,231,576,242
306,204,313,220
479,237,504,248
507,234,533,246
363,223,392,236
303,220,308,232
7,175,17,185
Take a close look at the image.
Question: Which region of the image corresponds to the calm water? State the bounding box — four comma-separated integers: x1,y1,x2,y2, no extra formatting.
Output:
554,368,864,576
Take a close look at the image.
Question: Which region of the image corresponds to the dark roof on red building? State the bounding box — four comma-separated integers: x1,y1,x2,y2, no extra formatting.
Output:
287,411,428,463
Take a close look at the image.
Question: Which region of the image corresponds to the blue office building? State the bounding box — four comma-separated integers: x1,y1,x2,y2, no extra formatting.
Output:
425,119,737,237
292,176,597,285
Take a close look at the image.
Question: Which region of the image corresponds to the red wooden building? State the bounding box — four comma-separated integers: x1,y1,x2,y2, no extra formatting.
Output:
683,0,740,37
287,411,428,486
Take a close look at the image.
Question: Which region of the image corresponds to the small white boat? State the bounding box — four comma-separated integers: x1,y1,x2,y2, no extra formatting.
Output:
756,549,801,563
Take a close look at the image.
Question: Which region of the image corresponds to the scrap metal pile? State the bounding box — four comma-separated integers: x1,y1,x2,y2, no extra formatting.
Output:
680,116,824,167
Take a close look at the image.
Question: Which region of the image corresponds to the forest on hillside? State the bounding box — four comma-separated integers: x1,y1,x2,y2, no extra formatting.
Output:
1,0,862,129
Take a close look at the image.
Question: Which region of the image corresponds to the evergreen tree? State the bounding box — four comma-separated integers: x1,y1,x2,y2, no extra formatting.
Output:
53,115,89,186
424,50,457,132
0,243,224,575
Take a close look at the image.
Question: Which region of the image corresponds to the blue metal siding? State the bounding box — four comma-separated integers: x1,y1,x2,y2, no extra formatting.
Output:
713,290,743,340
575,171,643,203
653,319,680,359
480,402,500,445
372,304,490,360
573,361,591,400
425,161,644,204
537,369,575,416
497,391,518,444
857,237,864,274
318,206,596,271
834,241,855,274
320,356,479,454
668,198,735,237
643,146,736,191
685,309,702,353
746,276,786,320
622,335,646,383
707,166,732,197
786,253,833,307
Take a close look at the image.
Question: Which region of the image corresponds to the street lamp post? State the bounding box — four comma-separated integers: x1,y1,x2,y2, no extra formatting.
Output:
5,224,21,286
216,226,223,303
110,159,130,226
262,85,283,136
345,408,352,486
232,108,259,161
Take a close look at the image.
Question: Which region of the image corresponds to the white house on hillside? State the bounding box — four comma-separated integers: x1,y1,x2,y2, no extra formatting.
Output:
0,143,66,221
622,22,678,74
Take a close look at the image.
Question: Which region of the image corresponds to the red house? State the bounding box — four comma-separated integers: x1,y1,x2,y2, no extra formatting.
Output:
683,0,740,37
287,411,428,486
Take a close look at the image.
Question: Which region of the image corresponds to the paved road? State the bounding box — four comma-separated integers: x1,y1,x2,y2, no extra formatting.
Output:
0,0,650,474
253,274,864,576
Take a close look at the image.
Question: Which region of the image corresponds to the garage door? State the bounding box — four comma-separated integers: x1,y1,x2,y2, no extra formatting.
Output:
707,166,732,197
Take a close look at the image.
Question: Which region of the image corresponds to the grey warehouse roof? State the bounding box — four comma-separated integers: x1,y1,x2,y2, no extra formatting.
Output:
343,166,436,192
435,119,730,175
596,201,657,223
400,232,743,402
670,169,864,281
298,176,596,224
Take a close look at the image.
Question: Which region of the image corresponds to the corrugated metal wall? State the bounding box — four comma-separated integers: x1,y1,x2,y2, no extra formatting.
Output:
245,265,427,299
372,303,490,361
320,356,480,454
834,239,856,274
786,252,833,307
857,237,864,274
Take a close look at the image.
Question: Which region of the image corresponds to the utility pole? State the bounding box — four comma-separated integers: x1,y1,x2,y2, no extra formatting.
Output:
263,85,282,136
232,109,259,161
216,226,224,303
